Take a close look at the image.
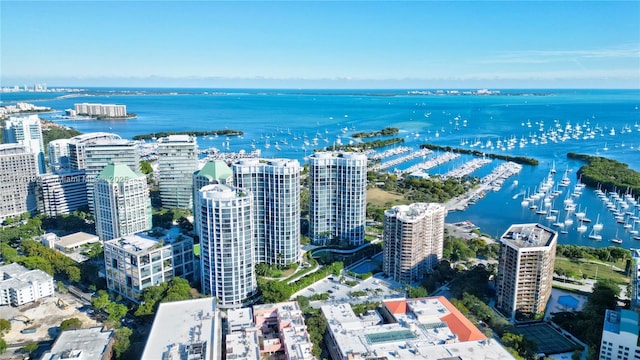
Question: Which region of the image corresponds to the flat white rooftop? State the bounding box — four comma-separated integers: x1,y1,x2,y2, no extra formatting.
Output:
40,326,114,360
141,297,220,360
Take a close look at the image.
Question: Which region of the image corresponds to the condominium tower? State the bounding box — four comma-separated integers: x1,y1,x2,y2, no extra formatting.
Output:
157,135,198,209
3,115,46,173
67,132,121,171
495,223,557,320
48,138,71,173
233,158,301,265
308,152,367,246
198,184,256,308
192,160,234,234
36,170,87,216
0,144,38,222
84,138,140,213
599,309,640,360
94,163,152,241
383,203,446,284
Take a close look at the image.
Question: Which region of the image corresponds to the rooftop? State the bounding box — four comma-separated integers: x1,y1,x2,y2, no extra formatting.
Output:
0,263,52,287
96,163,144,183
0,143,28,154
159,134,195,143
40,327,114,360
105,233,163,253
195,160,233,183
69,132,121,144
386,202,446,222
321,297,514,360
199,184,249,200
500,223,557,249
141,297,219,360
603,309,640,336
58,232,100,249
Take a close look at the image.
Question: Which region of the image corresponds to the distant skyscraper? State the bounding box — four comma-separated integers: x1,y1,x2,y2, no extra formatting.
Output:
198,184,256,308
233,158,301,265
48,138,71,173
192,160,234,234
3,115,46,173
36,170,87,217
157,135,198,209
383,203,446,284
495,223,557,320
84,138,140,213
308,151,367,246
0,144,37,221
94,163,151,241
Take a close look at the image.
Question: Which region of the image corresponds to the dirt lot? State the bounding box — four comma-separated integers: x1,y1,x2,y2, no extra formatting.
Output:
366,187,406,207
0,291,100,344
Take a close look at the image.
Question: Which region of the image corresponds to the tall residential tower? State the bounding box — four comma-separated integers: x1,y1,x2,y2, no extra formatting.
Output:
157,135,198,209
0,144,38,221
383,203,446,284
233,158,301,265
3,115,46,173
308,152,367,246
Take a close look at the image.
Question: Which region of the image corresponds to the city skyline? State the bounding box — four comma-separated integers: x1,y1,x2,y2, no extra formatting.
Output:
1,1,639,89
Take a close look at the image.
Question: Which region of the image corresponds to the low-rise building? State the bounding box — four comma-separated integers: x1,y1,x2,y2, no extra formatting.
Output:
41,232,100,262
599,308,640,360
321,296,515,360
0,263,54,306
141,297,221,360
103,232,195,302
40,326,115,360
226,301,315,360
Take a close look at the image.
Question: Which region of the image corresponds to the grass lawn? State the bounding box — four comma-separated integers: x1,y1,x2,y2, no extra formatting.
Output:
366,187,406,208
554,257,629,285
193,244,200,256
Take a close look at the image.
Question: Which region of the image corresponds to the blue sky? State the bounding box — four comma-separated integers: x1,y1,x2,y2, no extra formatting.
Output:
1,1,639,88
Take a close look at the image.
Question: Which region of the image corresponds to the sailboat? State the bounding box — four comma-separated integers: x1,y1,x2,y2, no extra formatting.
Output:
588,217,602,240
577,219,587,232
610,229,622,244
593,214,603,231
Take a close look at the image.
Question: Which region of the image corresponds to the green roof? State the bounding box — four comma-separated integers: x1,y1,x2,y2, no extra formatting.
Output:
97,163,143,183
195,160,232,183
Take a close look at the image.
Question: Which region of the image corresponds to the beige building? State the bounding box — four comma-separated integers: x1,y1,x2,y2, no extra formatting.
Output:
383,203,446,284
0,143,38,222
495,223,557,320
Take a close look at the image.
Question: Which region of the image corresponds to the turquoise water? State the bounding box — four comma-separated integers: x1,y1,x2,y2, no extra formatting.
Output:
3,88,640,248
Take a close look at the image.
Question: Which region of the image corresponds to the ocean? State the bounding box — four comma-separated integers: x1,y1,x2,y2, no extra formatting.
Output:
2,88,640,248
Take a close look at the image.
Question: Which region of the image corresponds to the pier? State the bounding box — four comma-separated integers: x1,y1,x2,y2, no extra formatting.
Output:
203,148,262,161
442,158,493,179
369,146,412,160
403,152,460,175
369,148,432,171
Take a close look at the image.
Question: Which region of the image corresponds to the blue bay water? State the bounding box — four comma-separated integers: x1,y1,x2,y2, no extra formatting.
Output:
3,88,640,248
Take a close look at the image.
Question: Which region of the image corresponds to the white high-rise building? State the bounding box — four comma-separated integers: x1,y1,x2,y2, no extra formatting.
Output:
48,138,71,173
198,184,256,308
0,144,38,222
3,114,46,173
83,138,140,213
308,152,367,246
232,158,301,265
383,203,446,284
599,309,640,360
104,233,195,302
157,135,198,209
67,132,122,171
192,160,233,235
36,170,87,216
94,163,151,241
495,223,557,320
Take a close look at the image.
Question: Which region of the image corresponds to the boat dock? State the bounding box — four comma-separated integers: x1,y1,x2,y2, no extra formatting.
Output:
442,158,493,179
403,151,460,174
369,146,412,160
370,148,433,171
203,148,262,161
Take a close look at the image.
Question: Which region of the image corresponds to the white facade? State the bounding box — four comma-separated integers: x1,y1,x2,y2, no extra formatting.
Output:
104,233,195,302
48,138,71,173
198,184,256,308
157,135,198,209
0,263,54,306
0,144,38,222
232,158,301,265
600,309,640,360
40,327,114,360
383,203,446,284
83,138,140,213
67,132,121,171
308,152,367,246
74,103,127,117
36,170,88,216
94,163,151,241
3,114,46,174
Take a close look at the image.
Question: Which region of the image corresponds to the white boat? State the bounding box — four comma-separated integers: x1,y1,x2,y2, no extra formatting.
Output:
588,226,602,241
577,220,587,232
593,214,603,231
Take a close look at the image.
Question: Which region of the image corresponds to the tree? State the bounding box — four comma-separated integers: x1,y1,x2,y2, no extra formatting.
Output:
21,342,38,354
140,160,153,175
407,285,428,298
106,302,128,323
114,326,132,359
0,318,11,334
91,291,111,312
0,338,7,355
60,318,82,331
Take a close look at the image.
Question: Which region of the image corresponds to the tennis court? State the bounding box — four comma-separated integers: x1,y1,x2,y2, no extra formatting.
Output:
350,260,380,274
516,323,580,355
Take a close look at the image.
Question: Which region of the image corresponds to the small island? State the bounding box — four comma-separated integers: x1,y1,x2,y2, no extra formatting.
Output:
325,137,404,152
132,129,244,140
567,152,640,196
420,143,539,165
352,127,399,139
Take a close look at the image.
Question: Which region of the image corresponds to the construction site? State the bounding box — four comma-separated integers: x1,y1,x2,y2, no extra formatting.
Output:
0,290,100,347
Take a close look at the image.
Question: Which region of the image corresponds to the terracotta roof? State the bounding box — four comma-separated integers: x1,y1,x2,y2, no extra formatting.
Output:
384,300,407,314
437,296,486,342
